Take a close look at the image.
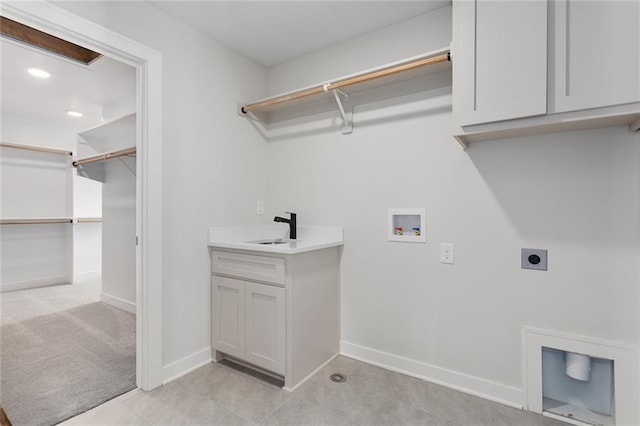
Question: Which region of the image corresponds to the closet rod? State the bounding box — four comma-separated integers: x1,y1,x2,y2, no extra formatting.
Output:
73,147,136,167
241,51,450,113
77,218,102,223
0,218,73,225
0,142,73,156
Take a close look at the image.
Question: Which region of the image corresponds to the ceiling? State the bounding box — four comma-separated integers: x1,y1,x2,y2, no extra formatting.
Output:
150,1,450,67
1,1,447,126
0,37,136,128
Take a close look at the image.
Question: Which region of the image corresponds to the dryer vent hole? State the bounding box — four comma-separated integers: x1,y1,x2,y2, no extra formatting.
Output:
330,373,346,383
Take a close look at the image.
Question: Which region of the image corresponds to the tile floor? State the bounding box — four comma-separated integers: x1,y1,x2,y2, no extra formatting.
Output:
63,356,565,425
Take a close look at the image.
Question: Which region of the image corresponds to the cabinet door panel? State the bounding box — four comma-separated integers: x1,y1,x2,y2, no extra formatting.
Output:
245,282,286,375
551,0,640,112
453,0,547,126
212,276,245,359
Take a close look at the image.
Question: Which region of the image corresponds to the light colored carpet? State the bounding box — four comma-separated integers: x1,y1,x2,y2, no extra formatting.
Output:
1,281,101,325
1,300,136,426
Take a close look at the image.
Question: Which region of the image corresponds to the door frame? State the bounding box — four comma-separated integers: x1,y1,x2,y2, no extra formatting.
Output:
1,1,163,390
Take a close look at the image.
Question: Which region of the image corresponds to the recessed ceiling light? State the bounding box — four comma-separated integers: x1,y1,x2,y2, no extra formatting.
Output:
27,68,50,78
66,110,83,117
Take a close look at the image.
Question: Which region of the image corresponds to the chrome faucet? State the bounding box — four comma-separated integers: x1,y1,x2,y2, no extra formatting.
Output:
274,212,296,240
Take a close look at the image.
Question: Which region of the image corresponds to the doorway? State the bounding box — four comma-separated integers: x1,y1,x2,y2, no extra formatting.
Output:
1,0,162,394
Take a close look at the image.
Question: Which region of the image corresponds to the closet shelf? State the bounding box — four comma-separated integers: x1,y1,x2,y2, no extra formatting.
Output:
239,47,451,135
0,141,72,156
78,113,136,151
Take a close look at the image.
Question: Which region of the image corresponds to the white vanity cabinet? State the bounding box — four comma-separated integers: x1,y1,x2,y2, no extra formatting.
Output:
209,244,341,390
212,275,286,375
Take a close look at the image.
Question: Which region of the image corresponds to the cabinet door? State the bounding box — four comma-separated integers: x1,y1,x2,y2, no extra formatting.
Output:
453,0,548,126
244,282,286,375
212,276,245,359
551,0,640,113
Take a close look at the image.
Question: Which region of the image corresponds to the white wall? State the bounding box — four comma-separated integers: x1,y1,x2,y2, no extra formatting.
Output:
1,114,76,217
53,1,269,373
49,2,640,401
265,5,640,404
1,113,101,290
100,158,135,310
267,8,453,94
73,222,101,282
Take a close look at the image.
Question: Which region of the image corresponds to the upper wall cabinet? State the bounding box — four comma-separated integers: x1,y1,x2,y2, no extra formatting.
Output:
453,0,548,126
549,0,640,113
453,0,640,146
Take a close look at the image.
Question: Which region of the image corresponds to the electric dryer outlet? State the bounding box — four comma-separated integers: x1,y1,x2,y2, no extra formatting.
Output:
521,248,547,271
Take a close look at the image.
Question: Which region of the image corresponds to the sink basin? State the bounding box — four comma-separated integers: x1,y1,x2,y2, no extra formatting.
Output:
247,238,294,245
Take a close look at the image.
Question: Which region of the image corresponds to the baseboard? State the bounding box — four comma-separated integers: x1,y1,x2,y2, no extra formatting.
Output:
1,275,71,293
100,292,136,314
340,340,524,409
73,271,101,284
162,347,212,384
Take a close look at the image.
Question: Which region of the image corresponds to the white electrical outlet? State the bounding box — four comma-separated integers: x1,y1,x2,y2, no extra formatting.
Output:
256,200,264,215
440,243,455,264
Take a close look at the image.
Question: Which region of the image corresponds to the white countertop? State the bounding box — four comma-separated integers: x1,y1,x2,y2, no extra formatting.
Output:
208,225,343,254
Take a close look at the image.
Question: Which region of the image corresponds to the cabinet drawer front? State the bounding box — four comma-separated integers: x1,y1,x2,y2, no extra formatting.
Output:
212,251,285,285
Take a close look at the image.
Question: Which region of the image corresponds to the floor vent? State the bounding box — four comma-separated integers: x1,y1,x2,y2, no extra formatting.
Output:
330,373,346,383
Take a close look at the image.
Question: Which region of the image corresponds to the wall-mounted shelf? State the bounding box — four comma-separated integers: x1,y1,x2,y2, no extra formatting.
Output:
454,102,640,147
78,113,136,152
239,47,451,137
388,209,426,243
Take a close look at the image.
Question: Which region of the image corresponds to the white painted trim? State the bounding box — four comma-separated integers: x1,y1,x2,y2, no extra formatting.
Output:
73,270,101,284
161,347,212,384
100,292,136,314
340,340,524,409
1,1,164,391
1,275,72,293
282,352,339,392
522,326,640,426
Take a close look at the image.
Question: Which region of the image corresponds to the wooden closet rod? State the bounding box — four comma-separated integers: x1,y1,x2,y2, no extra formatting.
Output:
77,218,102,223
241,51,450,113
0,218,73,225
0,142,73,156
73,147,136,167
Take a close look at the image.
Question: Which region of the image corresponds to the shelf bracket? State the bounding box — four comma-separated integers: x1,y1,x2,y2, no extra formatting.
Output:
324,84,353,135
